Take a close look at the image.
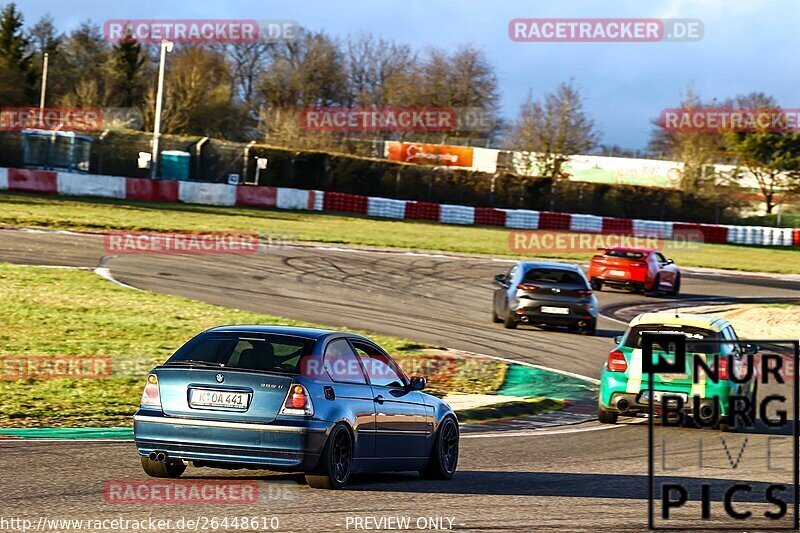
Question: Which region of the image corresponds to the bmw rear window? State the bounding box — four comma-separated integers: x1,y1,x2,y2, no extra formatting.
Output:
165,333,315,373
624,325,721,353
523,268,585,285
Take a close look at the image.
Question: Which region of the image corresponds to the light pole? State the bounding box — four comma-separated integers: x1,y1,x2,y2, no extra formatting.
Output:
151,40,173,180
38,52,48,125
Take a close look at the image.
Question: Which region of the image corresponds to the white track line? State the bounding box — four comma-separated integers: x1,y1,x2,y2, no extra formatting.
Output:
463,424,622,439
462,419,646,439
450,349,599,385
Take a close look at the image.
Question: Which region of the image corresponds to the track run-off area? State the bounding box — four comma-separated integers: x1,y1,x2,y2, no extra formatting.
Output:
1,228,799,531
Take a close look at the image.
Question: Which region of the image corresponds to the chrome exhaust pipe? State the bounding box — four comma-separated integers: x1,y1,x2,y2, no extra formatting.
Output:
519,316,529,323
699,405,714,419
148,452,158,462
155,452,167,463
617,398,630,412
578,321,587,327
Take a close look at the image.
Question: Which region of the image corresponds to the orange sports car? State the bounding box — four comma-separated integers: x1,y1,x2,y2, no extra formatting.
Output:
587,246,680,296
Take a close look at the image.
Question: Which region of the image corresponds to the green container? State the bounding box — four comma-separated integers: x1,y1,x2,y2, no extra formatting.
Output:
160,150,190,181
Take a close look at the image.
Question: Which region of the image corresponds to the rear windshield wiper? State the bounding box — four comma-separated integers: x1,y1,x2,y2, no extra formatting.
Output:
165,360,225,367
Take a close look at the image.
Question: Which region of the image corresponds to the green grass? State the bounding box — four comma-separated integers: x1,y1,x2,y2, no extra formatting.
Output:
1,191,798,273
0,264,428,427
455,397,565,423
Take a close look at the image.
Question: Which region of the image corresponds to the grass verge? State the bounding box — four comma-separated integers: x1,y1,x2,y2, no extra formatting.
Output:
1,192,799,273
0,263,437,427
455,397,565,423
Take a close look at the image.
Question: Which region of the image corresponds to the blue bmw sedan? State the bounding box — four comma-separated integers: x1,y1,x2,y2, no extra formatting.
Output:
133,325,459,489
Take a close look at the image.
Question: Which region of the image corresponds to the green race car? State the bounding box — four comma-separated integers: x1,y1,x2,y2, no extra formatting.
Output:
598,312,757,430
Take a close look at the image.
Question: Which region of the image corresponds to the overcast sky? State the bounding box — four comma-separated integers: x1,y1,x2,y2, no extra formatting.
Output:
15,0,797,150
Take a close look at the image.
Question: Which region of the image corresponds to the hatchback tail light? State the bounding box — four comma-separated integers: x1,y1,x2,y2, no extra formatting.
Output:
717,356,729,380
606,350,628,372
518,284,539,291
280,384,314,416
140,373,161,408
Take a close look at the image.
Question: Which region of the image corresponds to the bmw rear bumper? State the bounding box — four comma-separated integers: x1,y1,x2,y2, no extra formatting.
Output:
133,410,328,470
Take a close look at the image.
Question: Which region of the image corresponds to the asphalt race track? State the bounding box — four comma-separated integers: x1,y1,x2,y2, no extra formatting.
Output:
1,229,799,532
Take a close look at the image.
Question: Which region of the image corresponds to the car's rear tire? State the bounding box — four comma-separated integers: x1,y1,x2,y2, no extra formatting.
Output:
492,306,502,323
718,417,735,432
140,456,186,478
645,275,661,297
670,274,681,296
581,320,597,336
598,406,619,424
420,417,459,480
305,423,353,490
503,311,517,329
590,278,602,291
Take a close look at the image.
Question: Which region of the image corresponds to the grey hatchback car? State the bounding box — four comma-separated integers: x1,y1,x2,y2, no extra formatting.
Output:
134,326,459,489
492,262,598,335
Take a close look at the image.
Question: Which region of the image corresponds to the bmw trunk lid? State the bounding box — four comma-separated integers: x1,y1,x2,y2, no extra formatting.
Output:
155,367,293,423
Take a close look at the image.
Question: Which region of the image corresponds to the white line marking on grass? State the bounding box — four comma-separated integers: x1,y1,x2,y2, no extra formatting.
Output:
94,266,141,291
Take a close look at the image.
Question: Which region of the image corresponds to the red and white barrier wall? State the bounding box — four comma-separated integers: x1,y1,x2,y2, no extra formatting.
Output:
1,168,798,248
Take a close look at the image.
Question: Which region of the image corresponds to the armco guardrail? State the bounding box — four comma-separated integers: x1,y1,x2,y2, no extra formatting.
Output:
0,167,797,248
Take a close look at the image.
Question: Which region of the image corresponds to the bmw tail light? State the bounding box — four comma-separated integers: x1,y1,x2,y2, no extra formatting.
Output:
518,284,539,291
140,374,161,408
606,350,628,372
280,384,314,416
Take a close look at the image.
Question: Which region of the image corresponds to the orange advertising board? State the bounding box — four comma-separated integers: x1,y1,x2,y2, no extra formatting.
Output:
387,142,474,167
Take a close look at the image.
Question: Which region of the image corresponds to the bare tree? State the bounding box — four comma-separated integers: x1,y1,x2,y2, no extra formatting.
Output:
506,81,600,178
345,33,416,106
142,45,243,138
259,29,347,108
649,88,742,192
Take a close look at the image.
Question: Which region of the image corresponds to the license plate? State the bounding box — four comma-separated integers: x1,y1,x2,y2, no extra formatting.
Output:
540,306,569,315
609,269,627,277
190,389,250,409
642,391,687,403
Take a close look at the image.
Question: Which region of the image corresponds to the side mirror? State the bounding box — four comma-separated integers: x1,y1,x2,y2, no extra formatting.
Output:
494,274,507,284
614,335,623,344
409,376,427,391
